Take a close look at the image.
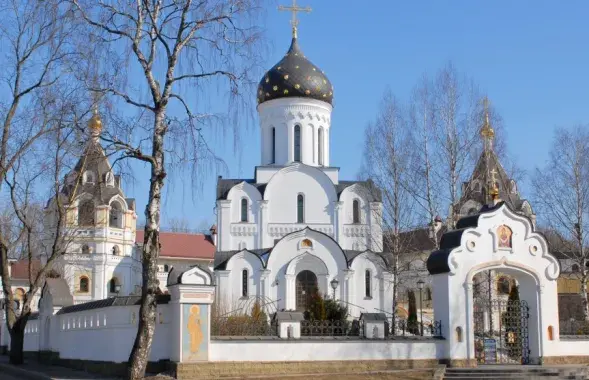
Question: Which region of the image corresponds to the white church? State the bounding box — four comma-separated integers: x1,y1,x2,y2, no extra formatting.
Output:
213,29,391,317
1,23,391,321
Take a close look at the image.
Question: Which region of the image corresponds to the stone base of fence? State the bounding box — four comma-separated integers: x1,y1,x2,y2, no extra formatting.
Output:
170,359,440,380
439,358,477,368
542,356,589,365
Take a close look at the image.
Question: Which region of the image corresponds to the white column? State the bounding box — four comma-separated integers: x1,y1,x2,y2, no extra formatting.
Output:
285,274,295,310
217,200,232,251
334,201,344,244
344,269,355,307
260,269,271,300
258,200,269,249
215,270,231,307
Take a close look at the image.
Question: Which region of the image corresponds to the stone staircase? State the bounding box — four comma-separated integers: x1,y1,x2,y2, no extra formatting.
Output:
443,365,589,380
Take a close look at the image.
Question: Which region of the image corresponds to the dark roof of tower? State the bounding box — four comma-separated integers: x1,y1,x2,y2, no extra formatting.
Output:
257,37,333,106
216,177,381,202
455,150,529,216
59,139,132,208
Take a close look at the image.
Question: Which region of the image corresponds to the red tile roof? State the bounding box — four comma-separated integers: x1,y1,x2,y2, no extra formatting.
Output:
10,259,41,280
135,231,215,260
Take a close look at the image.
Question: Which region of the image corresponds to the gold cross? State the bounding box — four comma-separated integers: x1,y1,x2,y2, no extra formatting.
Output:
278,0,312,38
490,169,498,184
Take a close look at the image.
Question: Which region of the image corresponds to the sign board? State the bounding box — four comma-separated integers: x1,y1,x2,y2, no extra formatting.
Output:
483,338,497,364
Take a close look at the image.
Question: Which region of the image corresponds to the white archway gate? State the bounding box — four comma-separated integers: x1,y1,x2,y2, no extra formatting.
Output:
427,203,561,366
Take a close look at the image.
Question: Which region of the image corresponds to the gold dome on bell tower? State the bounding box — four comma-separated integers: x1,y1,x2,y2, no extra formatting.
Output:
88,105,102,135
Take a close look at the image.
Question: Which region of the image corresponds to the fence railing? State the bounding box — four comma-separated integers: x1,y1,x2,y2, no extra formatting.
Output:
211,316,276,336
300,320,359,337
390,319,443,338
559,319,589,337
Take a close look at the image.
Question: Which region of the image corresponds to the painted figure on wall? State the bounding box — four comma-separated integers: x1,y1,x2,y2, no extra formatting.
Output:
187,305,203,354
498,225,512,248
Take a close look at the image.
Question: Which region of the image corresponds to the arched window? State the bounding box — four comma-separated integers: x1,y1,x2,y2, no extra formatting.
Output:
78,200,94,226
112,245,120,255
318,128,324,166
426,288,432,301
242,269,248,298
83,171,95,184
365,270,372,298
105,172,115,187
164,264,169,272
81,244,90,255
297,194,304,223
353,199,360,223
109,278,118,294
240,198,248,222
109,201,123,228
572,264,580,272
294,125,301,162
271,127,276,164
79,277,89,293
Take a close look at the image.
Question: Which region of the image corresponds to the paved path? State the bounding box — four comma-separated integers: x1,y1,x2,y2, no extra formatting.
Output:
0,355,120,380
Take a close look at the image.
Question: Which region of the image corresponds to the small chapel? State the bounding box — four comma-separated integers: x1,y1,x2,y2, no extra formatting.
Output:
212,23,391,318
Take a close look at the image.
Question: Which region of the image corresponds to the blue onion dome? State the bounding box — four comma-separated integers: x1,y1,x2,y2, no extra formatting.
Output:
257,36,333,106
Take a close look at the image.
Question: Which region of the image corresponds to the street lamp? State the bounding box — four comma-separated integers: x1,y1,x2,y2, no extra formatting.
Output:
330,278,339,300
417,279,425,336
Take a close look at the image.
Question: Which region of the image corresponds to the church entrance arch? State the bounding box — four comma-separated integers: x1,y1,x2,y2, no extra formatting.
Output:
427,203,561,366
296,270,318,312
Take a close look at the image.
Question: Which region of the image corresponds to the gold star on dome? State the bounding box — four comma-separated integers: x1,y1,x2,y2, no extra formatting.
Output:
277,66,282,70
273,85,278,91
266,92,270,97
295,84,300,89
265,77,269,83
295,65,300,69
284,74,289,80
305,89,310,95
284,89,289,94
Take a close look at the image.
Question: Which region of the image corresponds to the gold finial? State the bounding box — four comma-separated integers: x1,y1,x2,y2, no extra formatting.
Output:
480,96,495,139
278,0,312,39
88,94,102,135
489,168,500,200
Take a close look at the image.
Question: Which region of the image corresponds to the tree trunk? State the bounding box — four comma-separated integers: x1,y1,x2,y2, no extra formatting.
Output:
9,322,25,365
127,110,167,380
581,270,589,321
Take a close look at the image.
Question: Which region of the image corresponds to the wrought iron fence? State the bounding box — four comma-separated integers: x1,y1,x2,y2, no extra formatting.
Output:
211,315,276,336
559,319,589,336
390,319,443,338
301,320,358,337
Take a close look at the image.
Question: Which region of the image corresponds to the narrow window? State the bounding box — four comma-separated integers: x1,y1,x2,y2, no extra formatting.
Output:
242,269,248,297
79,277,89,293
294,125,301,162
109,278,118,293
109,202,123,228
112,245,120,255
318,128,324,165
164,264,169,272
365,270,372,298
311,126,315,163
297,194,304,223
78,200,95,226
353,199,360,223
241,198,248,222
271,127,276,164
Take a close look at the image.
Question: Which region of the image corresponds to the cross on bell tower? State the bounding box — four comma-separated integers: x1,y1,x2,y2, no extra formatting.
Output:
278,0,312,39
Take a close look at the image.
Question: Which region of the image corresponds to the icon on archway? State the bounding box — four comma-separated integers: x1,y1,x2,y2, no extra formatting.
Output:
498,225,512,248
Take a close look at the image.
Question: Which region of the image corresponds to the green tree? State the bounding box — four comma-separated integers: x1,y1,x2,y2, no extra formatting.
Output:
408,290,419,334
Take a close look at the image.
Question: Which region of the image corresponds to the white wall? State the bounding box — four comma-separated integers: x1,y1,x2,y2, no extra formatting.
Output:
210,340,445,361
17,304,171,363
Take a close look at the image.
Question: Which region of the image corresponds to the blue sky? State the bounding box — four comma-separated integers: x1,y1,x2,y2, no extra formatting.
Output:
127,1,589,230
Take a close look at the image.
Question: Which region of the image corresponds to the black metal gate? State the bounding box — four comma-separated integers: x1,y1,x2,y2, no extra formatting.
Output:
473,299,530,364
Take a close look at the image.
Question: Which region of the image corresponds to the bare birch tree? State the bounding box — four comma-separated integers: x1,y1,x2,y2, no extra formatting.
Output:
0,0,80,364
407,75,441,247
362,89,416,334
533,125,589,320
69,1,264,377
